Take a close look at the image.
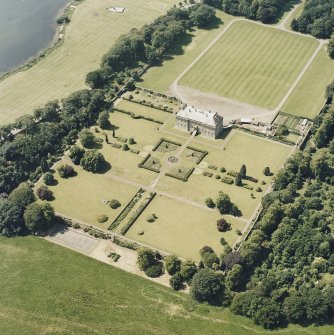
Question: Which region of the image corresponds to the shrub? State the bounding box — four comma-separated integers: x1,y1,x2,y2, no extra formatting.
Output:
43,172,55,185
256,187,262,192
109,199,121,209
203,172,213,177
220,167,226,173
122,143,129,151
69,145,85,164
97,214,108,223
80,150,106,173
243,184,253,190
215,175,221,179
170,273,184,291
57,164,74,178
145,264,164,278
147,214,157,222
137,248,157,271
180,260,197,284
217,218,231,232
205,198,215,208
208,165,217,170
36,186,53,201
200,246,214,256
236,229,242,236
227,170,238,177
221,176,234,185
164,255,181,275
130,149,140,154
128,137,135,145
220,237,227,246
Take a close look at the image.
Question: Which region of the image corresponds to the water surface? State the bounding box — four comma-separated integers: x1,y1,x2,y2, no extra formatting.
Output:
0,0,69,74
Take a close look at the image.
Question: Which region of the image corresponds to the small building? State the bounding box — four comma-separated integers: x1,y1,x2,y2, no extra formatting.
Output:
176,106,223,139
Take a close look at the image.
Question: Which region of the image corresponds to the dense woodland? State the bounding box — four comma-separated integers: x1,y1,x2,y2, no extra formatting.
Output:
220,0,295,23
291,0,334,39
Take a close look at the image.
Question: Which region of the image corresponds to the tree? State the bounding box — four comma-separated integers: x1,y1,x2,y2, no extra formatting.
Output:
239,164,246,178
304,288,329,322
190,268,224,303
0,199,25,236
41,158,49,173
80,150,106,173
283,293,306,323
57,164,75,178
98,111,111,130
36,186,53,201
170,273,184,290
216,218,231,232
180,259,197,284
8,182,35,211
224,252,242,270
43,172,55,185
109,199,121,209
85,70,105,89
205,197,215,208
24,202,55,233
164,255,181,275
235,173,242,186
189,4,216,27
263,166,271,176
253,299,283,329
225,264,244,291
216,192,232,214
69,145,85,165
79,129,95,148
137,248,156,271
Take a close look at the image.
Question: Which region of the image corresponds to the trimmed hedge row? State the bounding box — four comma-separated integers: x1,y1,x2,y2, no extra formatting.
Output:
138,154,160,173
108,188,145,230
221,176,234,184
123,97,173,114
120,192,156,235
135,86,182,104
166,167,195,182
186,146,208,164
113,107,163,124
113,236,139,250
152,138,182,152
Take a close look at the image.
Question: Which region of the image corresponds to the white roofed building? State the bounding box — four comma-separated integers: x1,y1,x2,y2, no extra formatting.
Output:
176,105,223,139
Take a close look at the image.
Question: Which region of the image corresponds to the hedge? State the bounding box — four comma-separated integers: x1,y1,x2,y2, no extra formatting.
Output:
120,192,156,235
138,154,160,173
165,167,195,182
113,107,163,124
227,170,238,177
108,189,145,230
113,236,139,250
123,97,173,113
152,138,182,152
186,146,208,164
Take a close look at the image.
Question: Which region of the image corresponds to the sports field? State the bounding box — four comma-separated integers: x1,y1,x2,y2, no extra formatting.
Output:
0,0,175,124
139,10,235,93
282,46,334,119
179,21,318,109
126,195,245,261
1,237,333,335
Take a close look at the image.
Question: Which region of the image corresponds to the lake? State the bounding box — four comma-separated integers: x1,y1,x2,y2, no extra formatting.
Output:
0,0,69,75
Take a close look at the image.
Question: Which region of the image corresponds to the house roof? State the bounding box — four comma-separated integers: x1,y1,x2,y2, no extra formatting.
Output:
177,106,223,127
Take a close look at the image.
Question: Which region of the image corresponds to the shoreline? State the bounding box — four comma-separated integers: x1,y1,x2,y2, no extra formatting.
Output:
0,0,83,81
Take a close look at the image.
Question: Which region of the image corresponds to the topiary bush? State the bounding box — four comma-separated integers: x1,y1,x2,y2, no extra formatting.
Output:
109,199,121,209
80,150,106,173
97,214,108,223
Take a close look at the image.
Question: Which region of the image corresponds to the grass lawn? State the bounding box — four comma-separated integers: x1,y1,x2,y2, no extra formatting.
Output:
126,195,245,261
1,237,333,335
0,0,175,124
139,10,235,93
156,131,293,219
41,165,139,229
96,111,186,184
281,46,334,119
179,21,318,109
117,99,170,123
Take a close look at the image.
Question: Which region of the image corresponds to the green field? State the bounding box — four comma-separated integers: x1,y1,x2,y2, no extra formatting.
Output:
157,131,293,219
37,165,139,230
126,195,246,261
282,46,334,119
139,10,235,93
179,21,318,109
1,237,333,335
0,0,175,124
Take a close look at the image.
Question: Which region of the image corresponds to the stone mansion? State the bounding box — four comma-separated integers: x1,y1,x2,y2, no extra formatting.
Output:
175,105,223,139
